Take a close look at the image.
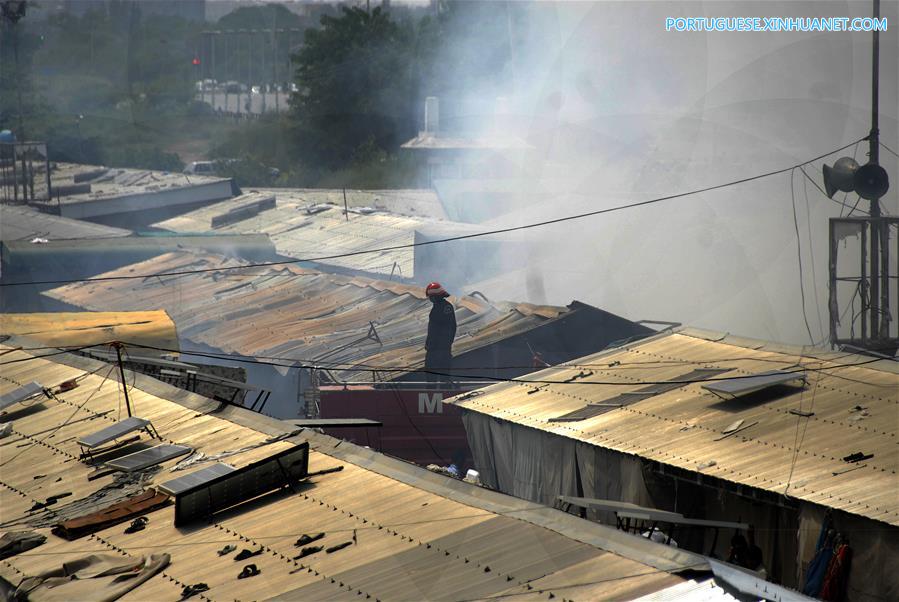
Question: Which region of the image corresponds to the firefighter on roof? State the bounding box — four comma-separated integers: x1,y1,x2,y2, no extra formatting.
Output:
424,282,456,384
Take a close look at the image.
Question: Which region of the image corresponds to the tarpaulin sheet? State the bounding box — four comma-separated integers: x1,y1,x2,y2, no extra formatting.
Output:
15,553,169,602
0,531,45,560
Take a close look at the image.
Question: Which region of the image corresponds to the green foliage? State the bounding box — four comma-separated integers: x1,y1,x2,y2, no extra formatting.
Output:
288,6,417,170
282,1,518,178
4,1,517,189
315,153,420,189
0,19,44,135
35,10,200,115
210,115,292,169
210,157,278,188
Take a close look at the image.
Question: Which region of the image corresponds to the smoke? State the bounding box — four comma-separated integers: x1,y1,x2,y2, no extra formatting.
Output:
437,1,898,345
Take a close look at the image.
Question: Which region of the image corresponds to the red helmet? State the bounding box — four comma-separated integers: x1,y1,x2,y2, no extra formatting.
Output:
425,282,449,297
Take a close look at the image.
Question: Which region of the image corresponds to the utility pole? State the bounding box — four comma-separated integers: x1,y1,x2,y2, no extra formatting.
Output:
272,11,279,114
113,343,133,418
261,29,266,114
825,0,894,353
211,32,216,112
866,0,890,342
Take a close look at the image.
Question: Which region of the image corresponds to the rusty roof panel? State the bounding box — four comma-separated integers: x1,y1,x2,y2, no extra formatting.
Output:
451,331,899,526
44,251,575,382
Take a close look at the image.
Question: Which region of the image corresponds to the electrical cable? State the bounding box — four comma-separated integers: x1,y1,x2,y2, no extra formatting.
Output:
784,352,809,496
784,352,824,496
2,340,888,387
880,141,899,159
119,343,899,376
383,375,447,465
0,339,871,371
790,168,817,345
801,167,826,340
0,138,867,289
0,344,108,366
839,141,861,217
797,165,870,216
0,363,115,468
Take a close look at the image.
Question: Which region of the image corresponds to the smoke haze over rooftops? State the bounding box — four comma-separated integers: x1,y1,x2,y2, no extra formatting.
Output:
435,1,898,345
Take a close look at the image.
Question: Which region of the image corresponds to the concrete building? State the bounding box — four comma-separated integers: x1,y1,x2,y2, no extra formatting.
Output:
402,97,534,188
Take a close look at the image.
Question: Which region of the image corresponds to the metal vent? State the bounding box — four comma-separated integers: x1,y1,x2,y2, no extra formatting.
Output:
549,368,731,422
158,463,236,496
105,444,192,472
77,417,155,450
0,382,44,412
170,443,309,526
702,369,807,398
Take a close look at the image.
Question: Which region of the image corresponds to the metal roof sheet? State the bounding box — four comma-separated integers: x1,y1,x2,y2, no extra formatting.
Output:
249,187,447,219
44,251,573,382
1,311,179,357
450,331,899,526
153,190,471,278
44,162,229,204
0,345,696,600
0,205,130,242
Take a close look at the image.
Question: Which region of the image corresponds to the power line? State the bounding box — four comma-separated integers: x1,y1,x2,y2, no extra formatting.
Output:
0,363,115,469
880,141,899,159
1,340,888,386
0,138,867,289
0,344,106,365
7,336,886,371
791,168,817,345
801,170,825,339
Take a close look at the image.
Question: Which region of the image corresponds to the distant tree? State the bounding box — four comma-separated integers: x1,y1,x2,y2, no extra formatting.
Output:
287,6,417,169
0,5,43,137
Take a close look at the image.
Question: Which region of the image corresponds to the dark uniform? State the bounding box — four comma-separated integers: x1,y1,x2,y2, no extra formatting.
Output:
425,296,456,383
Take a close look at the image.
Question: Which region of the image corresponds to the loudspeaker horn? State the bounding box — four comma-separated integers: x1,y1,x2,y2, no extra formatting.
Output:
822,157,860,198
853,163,890,200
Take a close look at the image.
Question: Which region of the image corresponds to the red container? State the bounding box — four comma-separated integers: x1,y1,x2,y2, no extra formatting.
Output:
319,385,476,470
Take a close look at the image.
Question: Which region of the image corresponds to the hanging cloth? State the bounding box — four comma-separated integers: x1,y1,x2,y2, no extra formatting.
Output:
802,514,835,596
820,542,852,601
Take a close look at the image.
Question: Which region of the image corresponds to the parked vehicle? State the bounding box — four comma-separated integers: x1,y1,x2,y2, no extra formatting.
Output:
183,161,217,175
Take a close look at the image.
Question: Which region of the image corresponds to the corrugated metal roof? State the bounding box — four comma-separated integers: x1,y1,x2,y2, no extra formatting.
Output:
0,205,130,242
451,330,899,526
45,250,573,382
249,187,447,219
0,346,698,600
154,190,471,278
46,162,229,204
631,578,738,601
0,311,179,356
